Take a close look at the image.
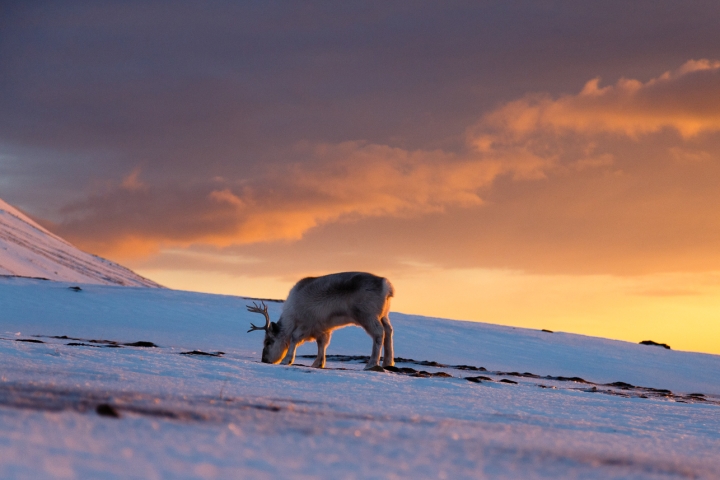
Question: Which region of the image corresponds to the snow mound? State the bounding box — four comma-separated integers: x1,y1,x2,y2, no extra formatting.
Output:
1,278,719,479
0,198,160,287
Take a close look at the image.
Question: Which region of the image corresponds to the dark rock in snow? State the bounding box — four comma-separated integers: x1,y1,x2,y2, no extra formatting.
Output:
605,381,635,389
397,367,417,374
550,376,591,384
417,360,441,367
123,341,157,348
180,350,224,357
96,404,120,418
15,339,44,343
640,340,671,349
453,365,488,371
643,387,672,395
89,339,120,345
68,286,82,292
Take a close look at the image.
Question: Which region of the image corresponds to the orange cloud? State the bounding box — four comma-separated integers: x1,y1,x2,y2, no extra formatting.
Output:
57,60,720,270
120,167,147,191
56,138,554,258
471,59,720,145
209,188,246,208
199,142,552,244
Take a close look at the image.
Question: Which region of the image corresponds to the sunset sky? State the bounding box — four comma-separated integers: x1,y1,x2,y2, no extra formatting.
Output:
2,1,720,354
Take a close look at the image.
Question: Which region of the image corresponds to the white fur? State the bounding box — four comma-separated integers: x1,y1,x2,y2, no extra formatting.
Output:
255,272,394,369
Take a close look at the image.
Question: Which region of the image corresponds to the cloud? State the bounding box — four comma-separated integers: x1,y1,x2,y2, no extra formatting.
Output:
49,60,720,278
669,147,715,164
209,189,245,208
470,59,720,145
120,167,147,191
55,140,553,256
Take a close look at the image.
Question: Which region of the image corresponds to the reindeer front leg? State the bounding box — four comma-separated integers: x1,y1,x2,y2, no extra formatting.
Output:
281,338,299,365
311,332,331,368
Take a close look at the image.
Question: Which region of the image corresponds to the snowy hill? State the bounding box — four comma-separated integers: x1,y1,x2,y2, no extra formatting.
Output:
0,198,160,287
1,277,719,479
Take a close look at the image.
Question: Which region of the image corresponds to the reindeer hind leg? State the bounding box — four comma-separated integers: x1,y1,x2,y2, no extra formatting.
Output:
361,316,385,370
381,316,394,367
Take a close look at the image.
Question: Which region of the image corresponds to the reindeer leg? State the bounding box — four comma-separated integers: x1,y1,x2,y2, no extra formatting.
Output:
363,319,385,370
281,339,298,365
311,332,331,368
381,316,394,367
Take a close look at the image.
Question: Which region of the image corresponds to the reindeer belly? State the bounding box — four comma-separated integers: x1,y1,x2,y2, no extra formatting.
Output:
298,314,357,340
327,313,360,329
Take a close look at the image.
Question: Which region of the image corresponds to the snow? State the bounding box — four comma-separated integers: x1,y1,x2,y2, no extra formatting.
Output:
1,277,719,479
0,198,160,287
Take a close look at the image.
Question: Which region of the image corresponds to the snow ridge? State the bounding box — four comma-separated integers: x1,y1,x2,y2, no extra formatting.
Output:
0,198,160,287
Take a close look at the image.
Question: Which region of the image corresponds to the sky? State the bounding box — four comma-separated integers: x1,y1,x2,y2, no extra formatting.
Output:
2,1,720,354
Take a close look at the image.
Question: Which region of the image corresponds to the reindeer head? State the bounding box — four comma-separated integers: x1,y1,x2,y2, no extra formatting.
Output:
246,301,287,363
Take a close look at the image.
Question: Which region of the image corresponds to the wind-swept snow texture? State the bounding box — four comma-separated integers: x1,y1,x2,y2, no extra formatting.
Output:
1,277,719,479
0,198,160,287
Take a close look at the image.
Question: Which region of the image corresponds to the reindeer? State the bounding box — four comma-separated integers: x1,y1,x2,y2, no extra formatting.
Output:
247,272,395,370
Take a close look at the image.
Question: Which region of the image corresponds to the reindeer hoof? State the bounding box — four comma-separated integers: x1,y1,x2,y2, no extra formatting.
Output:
365,365,385,372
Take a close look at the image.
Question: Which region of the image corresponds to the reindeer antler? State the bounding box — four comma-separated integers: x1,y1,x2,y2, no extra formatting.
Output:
246,301,271,333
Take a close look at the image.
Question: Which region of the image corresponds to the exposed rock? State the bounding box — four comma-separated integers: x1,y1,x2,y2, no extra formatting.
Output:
639,340,671,349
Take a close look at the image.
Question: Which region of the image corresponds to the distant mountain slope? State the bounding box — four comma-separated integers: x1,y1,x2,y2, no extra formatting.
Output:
0,198,161,287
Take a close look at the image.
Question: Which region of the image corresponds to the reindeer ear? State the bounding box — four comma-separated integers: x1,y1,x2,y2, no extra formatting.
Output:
270,322,281,335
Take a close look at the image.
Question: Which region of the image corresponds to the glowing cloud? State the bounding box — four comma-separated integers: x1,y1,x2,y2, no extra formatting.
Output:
57,60,720,265
120,167,147,191
471,59,720,145
60,140,553,256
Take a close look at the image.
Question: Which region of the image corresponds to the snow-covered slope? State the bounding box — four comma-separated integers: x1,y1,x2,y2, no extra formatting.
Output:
0,198,160,287
1,277,719,479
